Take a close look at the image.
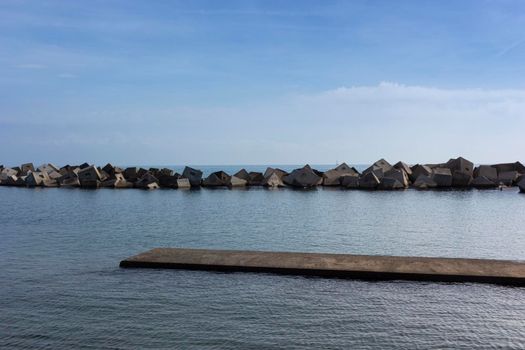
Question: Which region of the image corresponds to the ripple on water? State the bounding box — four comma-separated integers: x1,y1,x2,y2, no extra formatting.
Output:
1,187,525,349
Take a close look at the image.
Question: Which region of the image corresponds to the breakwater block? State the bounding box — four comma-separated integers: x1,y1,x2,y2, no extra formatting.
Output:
120,248,525,286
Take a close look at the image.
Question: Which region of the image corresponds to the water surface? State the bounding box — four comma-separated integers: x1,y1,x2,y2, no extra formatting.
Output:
1,185,525,349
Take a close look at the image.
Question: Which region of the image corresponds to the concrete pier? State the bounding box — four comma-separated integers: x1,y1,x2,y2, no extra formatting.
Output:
120,248,525,286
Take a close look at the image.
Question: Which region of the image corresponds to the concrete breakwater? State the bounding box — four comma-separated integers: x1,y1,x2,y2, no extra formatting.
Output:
120,248,525,286
1,157,525,192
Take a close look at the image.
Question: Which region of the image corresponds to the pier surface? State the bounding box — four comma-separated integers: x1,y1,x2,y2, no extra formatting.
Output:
120,248,525,285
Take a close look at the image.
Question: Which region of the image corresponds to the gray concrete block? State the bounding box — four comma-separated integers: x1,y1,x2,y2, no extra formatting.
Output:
182,166,203,187
412,175,437,189
283,165,322,188
358,172,380,189
322,163,359,186
341,174,359,188
431,168,453,187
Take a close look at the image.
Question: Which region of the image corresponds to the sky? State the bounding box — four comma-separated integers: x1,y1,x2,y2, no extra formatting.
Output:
1,0,525,166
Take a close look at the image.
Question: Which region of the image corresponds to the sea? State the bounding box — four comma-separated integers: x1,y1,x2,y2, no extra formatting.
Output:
1,164,525,349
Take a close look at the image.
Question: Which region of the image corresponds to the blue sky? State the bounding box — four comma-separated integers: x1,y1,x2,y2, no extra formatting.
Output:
1,0,524,166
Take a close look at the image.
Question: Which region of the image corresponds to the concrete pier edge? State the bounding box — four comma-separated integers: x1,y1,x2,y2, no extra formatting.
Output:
120,248,525,286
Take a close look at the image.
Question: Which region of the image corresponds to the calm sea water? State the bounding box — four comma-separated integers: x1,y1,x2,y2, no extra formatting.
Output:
2,165,525,349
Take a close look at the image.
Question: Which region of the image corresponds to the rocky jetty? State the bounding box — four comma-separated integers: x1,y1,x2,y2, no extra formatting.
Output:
0,157,524,194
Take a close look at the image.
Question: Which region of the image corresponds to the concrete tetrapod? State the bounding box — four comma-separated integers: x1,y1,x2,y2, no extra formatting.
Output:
0,167,18,181
412,175,437,189
362,159,393,180
383,168,409,188
78,165,102,188
322,163,359,186
471,176,497,189
359,172,380,189
20,163,35,176
202,171,230,187
248,172,265,186
263,172,284,188
445,157,474,187
25,171,46,187
176,178,191,189
233,169,250,182
393,161,412,178
182,166,203,187
228,175,247,188
410,164,432,183
491,162,525,175
135,173,160,189
263,167,288,180
283,165,322,188
431,168,453,188
519,178,525,193
498,171,519,186
474,165,498,183
341,174,359,188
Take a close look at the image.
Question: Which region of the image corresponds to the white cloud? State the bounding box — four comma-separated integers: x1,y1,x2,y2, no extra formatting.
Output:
1,82,524,165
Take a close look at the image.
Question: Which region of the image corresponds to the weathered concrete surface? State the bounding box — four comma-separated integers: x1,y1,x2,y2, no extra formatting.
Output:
263,167,288,180
135,173,159,189
474,165,498,182
492,162,525,175
228,175,247,188
263,172,284,187
412,175,437,189
25,171,46,187
77,165,102,188
123,167,140,182
393,161,412,177
120,248,525,286
431,167,453,187
471,176,497,189
409,164,432,183
247,172,264,186
58,168,80,187
233,169,250,182
101,173,133,188
322,163,359,186
358,172,380,189
444,157,474,187
37,163,59,174
378,177,404,190
362,159,392,180
202,171,230,187
498,171,519,186
283,165,323,188
340,174,359,188
519,178,525,193
0,167,18,181
365,159,392,172
176,178,191,189
182,166,203,187
157,173,180,188
20,163,35,176
383,168,409,188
